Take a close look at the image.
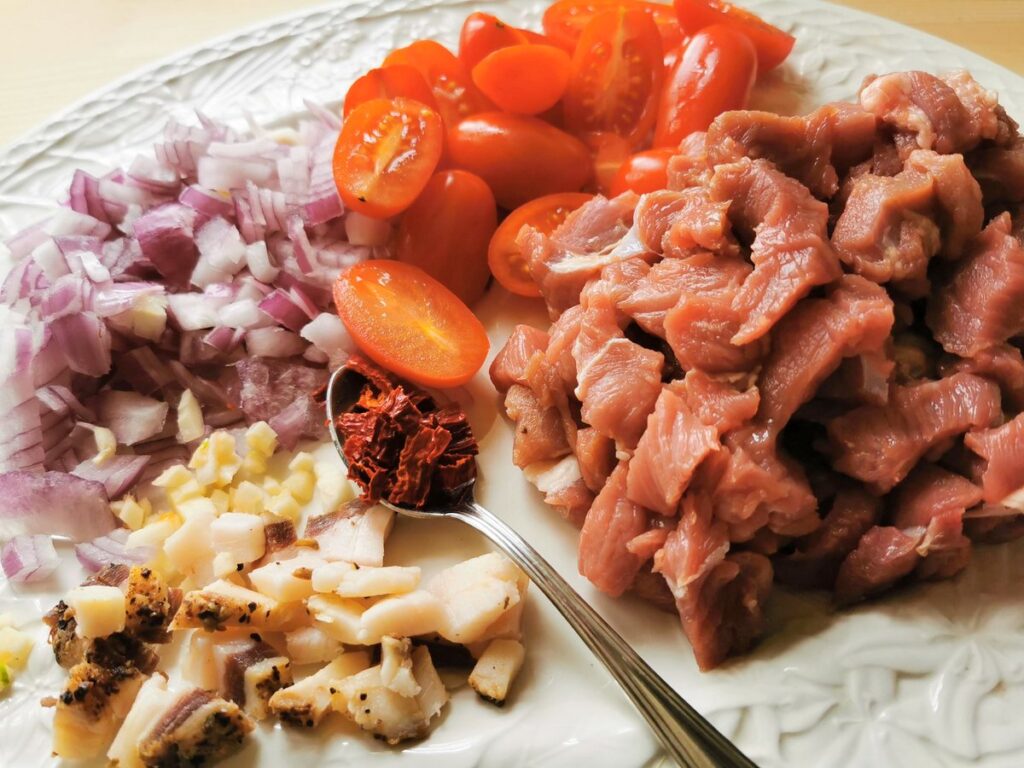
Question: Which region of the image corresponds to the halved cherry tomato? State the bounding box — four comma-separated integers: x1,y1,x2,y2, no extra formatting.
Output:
673,0,794,71
610,148,674,196
334,260,489,388
343,65,437,117
332,97,443,219
384,40,493,126
489,192,593,297
472,45,572,115
653,25,757,147
580,131,632,195
562,8,664,147
447,112,592,209
458,12,531,69
395,170,497,306
543,0,685,54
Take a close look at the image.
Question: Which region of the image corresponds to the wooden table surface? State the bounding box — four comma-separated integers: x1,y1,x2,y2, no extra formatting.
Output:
1,0,1022,147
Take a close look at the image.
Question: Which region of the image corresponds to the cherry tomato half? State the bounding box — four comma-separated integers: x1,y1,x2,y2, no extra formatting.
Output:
332,97,444,220
447,112,593,210
653,25,757,147
395,170,498,306
333,260,489,388
580,131,632,195
543,0,685,54
472,44,572,115
562,7,664,147
673,0,794,71
343,65,438,117
458,12,531,69
610,148,674,196
489,192,594,297
384,40,493,126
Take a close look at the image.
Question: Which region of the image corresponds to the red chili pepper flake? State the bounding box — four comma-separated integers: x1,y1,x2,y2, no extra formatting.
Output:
334,355,478,508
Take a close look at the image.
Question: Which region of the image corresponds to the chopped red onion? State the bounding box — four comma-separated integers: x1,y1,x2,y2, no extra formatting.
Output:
45,208,112,239
179,184,234,221
71,455,150,499
75,528,154,574
92,282,165,318
203,326,244,353
132,203,199,287
258,288,309,332
345,211,391,246
245,326,307,357
198,156,274,190
0,471,114,541
1,534,60,583
244,241,279,283
51,312,111,376
288,216,316,274
94,390,169,445
300,313,355,368
127,155,181,197
167,291,233,331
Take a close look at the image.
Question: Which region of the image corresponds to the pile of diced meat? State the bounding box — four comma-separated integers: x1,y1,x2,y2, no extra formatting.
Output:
490,69,1024,670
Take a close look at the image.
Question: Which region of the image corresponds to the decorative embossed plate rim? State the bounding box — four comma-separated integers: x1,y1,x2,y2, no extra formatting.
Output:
2,2,1024,767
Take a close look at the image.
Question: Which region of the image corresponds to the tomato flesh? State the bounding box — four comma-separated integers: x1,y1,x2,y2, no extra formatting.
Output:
448,112,592,210
459,12,531,69
653,24,757,147
610,148,674,196
395,170,498,306
333,260,489,388
562,7,664,147
543,0,685,54
384,40,493,126
673,0,794,71
489,192,593,297
472,44,572,115
344,66,437,117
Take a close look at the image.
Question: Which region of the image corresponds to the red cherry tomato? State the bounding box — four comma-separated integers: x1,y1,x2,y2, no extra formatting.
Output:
653,24,757,147
543,0,685,54
673,0,795,71
332,97,444,219
447,112,593,210
580,131,632,195
395,170,498,306
333,260,489,388
562,8,664,147
488,192,594,297
384,40,493,126
610,148,674,196
458,12,531,69
343,65,437,117
471,44,572,115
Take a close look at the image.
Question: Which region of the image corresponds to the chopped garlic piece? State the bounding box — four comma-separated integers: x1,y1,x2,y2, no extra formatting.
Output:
468,639,525,705
0,626,34,669
245,421,278,458
265,492,301,521
288,452,315,474
83,425,117,465
112,495,150,530
131,294,168,342
230,481,264,515
126,513,180,549
334,566,420,598
209,489,230,515
152,464,193,490
283,470,315,504
176,389,205,443
314,463,355,509
66,585,126,639
191,431,241,487
174,496,218,521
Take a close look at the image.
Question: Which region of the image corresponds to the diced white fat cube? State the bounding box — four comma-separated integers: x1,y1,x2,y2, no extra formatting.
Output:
107,675,175,768
310,561,356,593
468,639,526,705
171,578,304,631
176,389,205,443
359,590,445,643
269,651,369,727
248,554,322,603
163,502,215,574
182,632,220,690
66,585,126,639
315,504,394,566
426,553,525,644
285,626,343,666
334,566,420,598
379,636,419,698
211,512,266,564
333,665,424,743
411,645,448,722
306,594,365,644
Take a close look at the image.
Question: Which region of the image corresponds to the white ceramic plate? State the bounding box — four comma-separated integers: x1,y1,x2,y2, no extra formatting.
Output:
2,2,1024,766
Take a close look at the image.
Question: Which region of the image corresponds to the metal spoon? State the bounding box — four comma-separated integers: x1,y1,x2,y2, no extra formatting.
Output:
326,367,758,768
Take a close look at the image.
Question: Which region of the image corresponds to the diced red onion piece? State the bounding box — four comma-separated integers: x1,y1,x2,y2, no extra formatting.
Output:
166,360,232,407
127,155,181,196
1,534,60,583
71,455,150,500
51,312,111,376
95,390,169,445
132,203,198,287
218,298,268,330
92,282,165,318
288,216,316,274
300,313,355,368
75,528,154,573
45,208,112,239
179,184,234,220
167,291,233,330
0,471,114,541
203,326,244,353
244,241,279,283
198,156,274,190
245,327,307,357
303,194,343,227
258,288,309,332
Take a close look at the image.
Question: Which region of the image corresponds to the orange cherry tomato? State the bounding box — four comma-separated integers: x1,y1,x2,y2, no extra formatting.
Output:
489,192,593,297
384,40,493,126
653,25,757,147
343,66,438,117
458,12,531,69
447,112,593,210
332,97,443,220
543,0,685,54
395,170,498,306
471,45,572,115
562,7,664,147
333,260,489,388
580,131,632,195
673,0,794,71
610,148,674,196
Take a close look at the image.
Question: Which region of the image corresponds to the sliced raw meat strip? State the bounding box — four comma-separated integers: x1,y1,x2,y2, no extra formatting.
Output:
903,150,983,260
941,70,1014,147
969,138,1024,204
828,372,1002,492
504,385,571,468
891,463,983,529
489,325,549,393
544,304,584,391
940,343,1024,411
575,427,616,493
578,462,649,597
626,387,720,516
963,504,1024,544
669,370,759,435
834,526,922,604
927,213,1024,357
819,349,894,406
965,412,1024,504
710,158,841,344
774,486,881,590
666,131,711,190
634,188,735,258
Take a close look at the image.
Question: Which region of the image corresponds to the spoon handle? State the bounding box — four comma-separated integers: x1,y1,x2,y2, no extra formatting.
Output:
451,501,758,768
